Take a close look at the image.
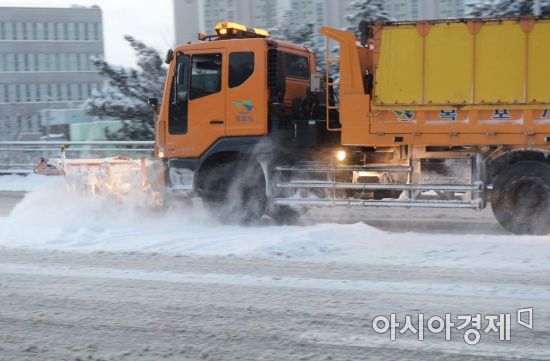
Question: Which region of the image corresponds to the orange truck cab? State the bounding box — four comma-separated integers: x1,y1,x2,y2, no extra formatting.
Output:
151,22,338,222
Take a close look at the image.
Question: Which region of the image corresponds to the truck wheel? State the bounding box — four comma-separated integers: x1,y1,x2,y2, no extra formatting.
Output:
200,160,267,225
491,161,550,235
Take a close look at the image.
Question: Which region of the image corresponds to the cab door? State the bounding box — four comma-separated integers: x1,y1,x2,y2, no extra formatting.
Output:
165,49,226,158
226,48,267,136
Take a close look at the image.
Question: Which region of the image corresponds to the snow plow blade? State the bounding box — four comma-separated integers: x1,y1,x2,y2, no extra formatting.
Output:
34,149,165,207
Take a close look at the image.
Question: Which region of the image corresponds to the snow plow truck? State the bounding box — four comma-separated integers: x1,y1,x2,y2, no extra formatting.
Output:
41,18,550,235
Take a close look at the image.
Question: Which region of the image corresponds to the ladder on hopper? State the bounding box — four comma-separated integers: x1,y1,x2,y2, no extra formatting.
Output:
325,36,341,132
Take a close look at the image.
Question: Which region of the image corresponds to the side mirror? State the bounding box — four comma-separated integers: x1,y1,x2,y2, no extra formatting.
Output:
148,98,159,112
164,49,173,64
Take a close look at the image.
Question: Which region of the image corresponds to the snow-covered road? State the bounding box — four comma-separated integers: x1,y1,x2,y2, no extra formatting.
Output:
0,176,549,360
1,248,549,360
0,177,548,270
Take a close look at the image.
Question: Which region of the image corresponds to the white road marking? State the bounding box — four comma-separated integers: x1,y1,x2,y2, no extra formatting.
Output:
0,263,548,300
300,331,550,360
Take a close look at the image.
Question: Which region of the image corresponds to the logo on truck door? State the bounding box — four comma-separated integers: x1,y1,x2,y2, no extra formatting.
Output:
233,99,255,122
542,109,550,119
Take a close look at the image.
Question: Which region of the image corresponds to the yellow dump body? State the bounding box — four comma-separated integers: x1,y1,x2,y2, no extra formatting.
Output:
321,18,550,147
375,19,550,106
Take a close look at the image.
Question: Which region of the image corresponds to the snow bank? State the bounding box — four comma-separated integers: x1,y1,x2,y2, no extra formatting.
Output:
0,174,63,192
0,182,549,271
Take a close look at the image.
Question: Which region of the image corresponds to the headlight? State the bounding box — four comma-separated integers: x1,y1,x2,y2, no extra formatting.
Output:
336,150,346,162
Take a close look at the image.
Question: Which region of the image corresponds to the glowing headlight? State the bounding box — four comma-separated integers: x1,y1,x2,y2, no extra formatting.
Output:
336,150,347,162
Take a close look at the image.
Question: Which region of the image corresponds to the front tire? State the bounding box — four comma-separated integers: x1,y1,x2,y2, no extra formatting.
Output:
491,161,550,235
200,160,267,225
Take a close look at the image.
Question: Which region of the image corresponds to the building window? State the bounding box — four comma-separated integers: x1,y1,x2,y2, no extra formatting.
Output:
48,83,55,100
4,22,14,40
47,54,56,71
15,54,23,71
70,84,79,100
16,84,22,102
36,22,45,40
15,22,24,40
86,23,94,41
46,22,55,40
78,53,88,70
25,53,33,71
6,54,14,71
32,22,38,40
93,23,101,41
24,22,32,40
67,22,76,40
68,53,77,71
29,84,36,101
0,84,6,103
58,53,67,70
80,83,88,99
38,53,47,71
63,23,69,40
77,23,86,41
55,22,63,40
8,84,16,102
24,84,30,101
39,84,48,101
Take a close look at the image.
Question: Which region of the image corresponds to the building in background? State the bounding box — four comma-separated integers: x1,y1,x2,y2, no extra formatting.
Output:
288,0,344,29
0,6,105,140
174,0,280,45
385,0,465,21
39,108,123,141
288,0,466,31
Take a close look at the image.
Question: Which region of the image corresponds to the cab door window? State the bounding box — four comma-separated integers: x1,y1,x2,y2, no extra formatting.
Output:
229,52,254,88
190,53,222,100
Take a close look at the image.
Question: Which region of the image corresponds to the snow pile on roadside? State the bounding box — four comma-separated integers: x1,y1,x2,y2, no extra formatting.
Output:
0,183,549,271
0,174,62,192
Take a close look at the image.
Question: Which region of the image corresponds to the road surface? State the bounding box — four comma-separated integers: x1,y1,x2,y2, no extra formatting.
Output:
0,192,25,217
0,192,548,360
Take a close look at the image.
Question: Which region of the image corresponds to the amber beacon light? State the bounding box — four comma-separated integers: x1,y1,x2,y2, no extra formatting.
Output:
215,21,269,39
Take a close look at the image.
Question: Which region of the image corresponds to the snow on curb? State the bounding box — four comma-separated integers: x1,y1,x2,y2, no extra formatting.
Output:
0,181,549,271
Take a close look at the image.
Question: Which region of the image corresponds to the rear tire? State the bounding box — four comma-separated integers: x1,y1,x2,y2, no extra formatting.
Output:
491,161,550,235
200,160,267,225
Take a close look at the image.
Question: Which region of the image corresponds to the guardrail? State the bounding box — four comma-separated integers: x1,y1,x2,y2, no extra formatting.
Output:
0,141,155,174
